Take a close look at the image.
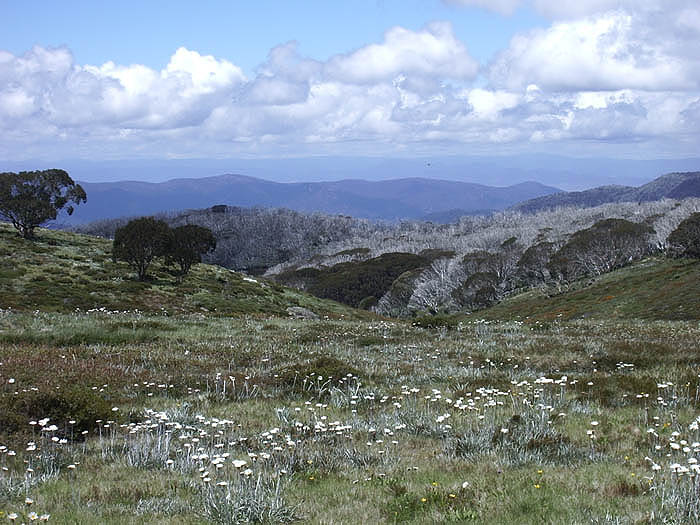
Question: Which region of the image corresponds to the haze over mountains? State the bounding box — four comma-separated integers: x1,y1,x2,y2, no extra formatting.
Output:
6,154,693,225
70,175,560,224
512,172,700,213
55,169,700,225
6,155,700,189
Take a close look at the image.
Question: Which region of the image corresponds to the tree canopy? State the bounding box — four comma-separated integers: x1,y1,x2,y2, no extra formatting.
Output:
112,218,216,281
0,169,86,239
548,218,654,281
112,217,172,281
667,212,700,259
168,224,217,276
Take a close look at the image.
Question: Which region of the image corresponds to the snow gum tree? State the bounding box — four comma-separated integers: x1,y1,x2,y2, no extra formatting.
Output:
0,169,86,239
112,217,172,281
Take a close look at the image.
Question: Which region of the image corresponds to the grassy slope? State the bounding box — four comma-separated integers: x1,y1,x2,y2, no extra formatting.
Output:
480,256,700,322
0,222,369,319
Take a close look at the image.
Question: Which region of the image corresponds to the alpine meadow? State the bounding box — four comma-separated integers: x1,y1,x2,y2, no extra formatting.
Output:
3,1,700,524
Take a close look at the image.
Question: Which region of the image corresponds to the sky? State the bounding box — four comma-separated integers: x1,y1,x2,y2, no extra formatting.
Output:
1,0,700,171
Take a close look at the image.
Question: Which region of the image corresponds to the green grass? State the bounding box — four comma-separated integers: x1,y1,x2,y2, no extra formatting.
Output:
1,312,700,523
480,256,700,321
0,222,370,319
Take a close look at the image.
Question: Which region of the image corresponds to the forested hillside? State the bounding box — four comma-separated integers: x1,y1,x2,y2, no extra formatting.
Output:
266,198,700,316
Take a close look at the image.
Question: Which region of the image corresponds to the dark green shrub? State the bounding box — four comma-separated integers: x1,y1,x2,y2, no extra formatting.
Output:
378,268,425,316
667,212,700,258
167,224,216,276
451,272,499,310
412,314,459,329
275,253,428,307
460,250,501,275
419,248,457,261
358,296,378,309
308,252,427,307
294,267,321,278
0,385,113,438
516,242,556,285
355,335,385,347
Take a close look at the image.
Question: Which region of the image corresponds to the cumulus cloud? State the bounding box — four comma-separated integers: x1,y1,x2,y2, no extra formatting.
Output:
243,42,320,105
0,14,699,160
165,47,245,96
325,22,478,84
0,88,35,119
467,89,520,120
81,47,246,128
0,46,246,132
489,10,700,92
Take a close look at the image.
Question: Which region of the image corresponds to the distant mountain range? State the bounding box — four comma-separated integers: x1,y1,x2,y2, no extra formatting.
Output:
511,172,700,213
7,154,700,189
66,175,561,223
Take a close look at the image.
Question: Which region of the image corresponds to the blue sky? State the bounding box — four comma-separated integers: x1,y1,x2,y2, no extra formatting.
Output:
1,0,699,168
2,1,546,73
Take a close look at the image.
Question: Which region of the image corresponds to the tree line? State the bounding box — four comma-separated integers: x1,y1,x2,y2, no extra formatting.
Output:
76,205,368,275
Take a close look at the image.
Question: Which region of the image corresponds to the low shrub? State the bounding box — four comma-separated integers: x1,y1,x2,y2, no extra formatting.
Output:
412,314,460,329
0,385,113,438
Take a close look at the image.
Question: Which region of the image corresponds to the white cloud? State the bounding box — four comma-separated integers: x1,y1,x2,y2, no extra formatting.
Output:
243,42,320,105
0,12,699,161
0,46,244,131
165,47,245,96
0,88,35,118
677,7,700,33
467,89,520,120
489,11,699,91
245,77,309,105
325,22,478,84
